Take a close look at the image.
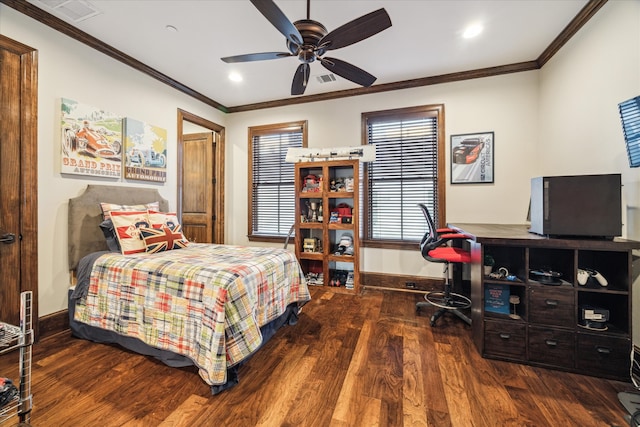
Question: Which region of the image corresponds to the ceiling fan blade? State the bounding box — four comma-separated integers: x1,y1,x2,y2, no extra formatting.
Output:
320,57,377,87
318,8,392,51
221,52,293,63
250,0,303,47
291,63,310,95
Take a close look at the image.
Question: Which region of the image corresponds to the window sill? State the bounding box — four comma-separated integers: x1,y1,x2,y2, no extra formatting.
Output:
248,235,287,245
361,239,420,250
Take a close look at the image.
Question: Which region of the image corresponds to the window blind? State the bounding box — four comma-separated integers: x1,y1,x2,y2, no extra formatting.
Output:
251,129,302,236
366,114,439,241
619,96,640,168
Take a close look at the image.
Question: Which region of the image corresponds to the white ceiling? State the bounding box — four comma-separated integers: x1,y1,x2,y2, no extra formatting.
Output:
26,0,590,108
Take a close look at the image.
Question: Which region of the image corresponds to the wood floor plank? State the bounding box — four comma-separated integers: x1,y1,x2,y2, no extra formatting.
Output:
331,320,375,425
433,339,475,426
158,394,210,427
402,324,429,427
12,288,633,427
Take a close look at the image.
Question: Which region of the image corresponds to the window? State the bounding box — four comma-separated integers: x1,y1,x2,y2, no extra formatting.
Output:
248,121,307,242
362,105,445,249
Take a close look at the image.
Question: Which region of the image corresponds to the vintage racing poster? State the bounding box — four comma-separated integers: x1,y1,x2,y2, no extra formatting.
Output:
60,98,122,178
123,117,167,182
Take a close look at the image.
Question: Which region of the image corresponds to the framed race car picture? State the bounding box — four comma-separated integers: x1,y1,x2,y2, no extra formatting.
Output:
123,117,167,182
60,98,123,178
450,131,494,184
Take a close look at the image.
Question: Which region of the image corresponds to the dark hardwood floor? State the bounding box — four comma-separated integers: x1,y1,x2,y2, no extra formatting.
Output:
1,288,633,426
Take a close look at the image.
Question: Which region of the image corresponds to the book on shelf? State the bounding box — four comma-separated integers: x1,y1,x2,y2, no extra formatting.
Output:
484,283,510,315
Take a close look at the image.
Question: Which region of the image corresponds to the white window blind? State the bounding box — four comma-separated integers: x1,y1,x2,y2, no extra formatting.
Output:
251,126,303,237
365,111,440,242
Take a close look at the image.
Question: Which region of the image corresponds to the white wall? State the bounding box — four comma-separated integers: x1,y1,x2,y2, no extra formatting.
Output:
226,72,539,278
537,0,640,342
0,6,226,316
1,1,638,319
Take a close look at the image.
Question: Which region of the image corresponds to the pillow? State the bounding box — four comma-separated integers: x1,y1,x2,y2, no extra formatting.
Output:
110,210,151,255
147,210,181,229
148,210,187,240
100,201,160,220
140,224,189,253
99,219,121,252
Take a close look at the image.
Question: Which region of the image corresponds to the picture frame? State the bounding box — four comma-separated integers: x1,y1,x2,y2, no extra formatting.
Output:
450,131,494,184
60,98,122,178
123,117,168,182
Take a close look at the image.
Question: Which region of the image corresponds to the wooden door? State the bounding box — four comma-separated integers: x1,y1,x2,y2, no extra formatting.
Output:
181,132,216,243
0,36,38,329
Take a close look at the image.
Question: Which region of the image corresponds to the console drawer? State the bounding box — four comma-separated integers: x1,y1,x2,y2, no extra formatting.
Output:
576,333,630,380
528,326,575,368
529,287,574,326
484,320,526,360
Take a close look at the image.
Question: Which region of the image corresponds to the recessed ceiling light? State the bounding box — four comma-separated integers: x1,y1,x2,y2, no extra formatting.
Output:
463,23,483,39
228,72,243,82
165,25,178,33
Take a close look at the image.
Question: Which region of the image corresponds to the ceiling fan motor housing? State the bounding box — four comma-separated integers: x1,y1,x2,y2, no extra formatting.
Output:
288,19,328,62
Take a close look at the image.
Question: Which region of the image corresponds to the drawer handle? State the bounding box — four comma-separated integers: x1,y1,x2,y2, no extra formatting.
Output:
545,339,558,347
499,333,511,340
596,346,611,355
545,299,559,307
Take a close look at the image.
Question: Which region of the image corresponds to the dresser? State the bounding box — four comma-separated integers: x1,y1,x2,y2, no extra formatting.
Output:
453,223,640,381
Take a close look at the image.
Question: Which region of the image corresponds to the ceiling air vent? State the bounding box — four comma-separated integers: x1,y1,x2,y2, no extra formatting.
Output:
316,74,337,84
34,0,102,23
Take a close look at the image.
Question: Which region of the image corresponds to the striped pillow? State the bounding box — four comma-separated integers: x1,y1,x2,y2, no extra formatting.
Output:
100,201,160,220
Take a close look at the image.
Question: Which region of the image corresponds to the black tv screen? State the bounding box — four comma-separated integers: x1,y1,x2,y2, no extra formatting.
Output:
619,95,640,168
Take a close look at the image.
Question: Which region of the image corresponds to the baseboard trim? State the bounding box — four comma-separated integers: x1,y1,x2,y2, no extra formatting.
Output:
39,309,69,340
361,271,442,293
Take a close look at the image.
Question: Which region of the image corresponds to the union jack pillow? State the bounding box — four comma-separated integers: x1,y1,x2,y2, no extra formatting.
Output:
139,224,189,253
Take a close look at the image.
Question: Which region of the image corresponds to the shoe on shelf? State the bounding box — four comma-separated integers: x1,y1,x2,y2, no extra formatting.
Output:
345,272,354,289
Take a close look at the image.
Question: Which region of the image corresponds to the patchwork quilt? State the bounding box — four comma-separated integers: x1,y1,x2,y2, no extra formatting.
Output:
73,243,310,385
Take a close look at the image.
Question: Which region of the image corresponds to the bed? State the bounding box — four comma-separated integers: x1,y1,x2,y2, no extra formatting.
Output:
67,184,310,394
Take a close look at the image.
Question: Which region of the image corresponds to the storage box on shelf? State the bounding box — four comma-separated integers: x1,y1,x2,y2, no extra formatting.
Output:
294,160,360,293
0,291,33,424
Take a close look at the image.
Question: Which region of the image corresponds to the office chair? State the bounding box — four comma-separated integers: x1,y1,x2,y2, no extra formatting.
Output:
415,203,472,327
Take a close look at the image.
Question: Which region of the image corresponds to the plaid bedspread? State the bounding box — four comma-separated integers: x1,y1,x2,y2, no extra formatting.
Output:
73,243,310,385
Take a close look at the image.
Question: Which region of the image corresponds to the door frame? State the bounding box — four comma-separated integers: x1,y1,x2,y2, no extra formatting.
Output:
177,109,225,244
0,35,39,333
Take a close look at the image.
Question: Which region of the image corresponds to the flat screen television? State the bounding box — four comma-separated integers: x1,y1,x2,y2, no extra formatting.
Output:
529,173,622,239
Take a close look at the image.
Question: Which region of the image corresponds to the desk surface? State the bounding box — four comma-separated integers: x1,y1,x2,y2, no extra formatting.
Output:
450,223,640,250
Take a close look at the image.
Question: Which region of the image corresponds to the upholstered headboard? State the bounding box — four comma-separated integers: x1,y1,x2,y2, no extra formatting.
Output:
68,184,169,270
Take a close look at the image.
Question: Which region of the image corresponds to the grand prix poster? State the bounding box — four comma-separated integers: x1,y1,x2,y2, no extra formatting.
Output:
60,98,122,178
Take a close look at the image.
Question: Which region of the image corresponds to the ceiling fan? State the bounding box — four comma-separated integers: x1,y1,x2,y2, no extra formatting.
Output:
221,0,392,96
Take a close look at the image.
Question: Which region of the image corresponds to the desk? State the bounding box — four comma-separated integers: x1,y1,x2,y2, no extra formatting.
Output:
451,223,640,381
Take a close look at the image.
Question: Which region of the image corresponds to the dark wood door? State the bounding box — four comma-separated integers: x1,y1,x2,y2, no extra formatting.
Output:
0,36,38,330
181,132,216,243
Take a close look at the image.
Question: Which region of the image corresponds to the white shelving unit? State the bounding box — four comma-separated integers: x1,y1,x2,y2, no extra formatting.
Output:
0,291,33,424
